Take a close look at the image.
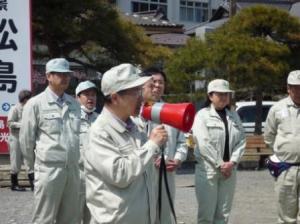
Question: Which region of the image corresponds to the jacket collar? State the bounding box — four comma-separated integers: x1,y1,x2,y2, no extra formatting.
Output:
209,104,234,119
287,96,299,107
81,109,97,121
45,87,72,105
102,107,133,133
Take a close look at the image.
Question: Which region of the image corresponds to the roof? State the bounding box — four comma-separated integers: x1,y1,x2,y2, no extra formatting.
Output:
150,33,190,46
123,12,183,28
185,17,229,35
121,11,186,46
186,0,300,35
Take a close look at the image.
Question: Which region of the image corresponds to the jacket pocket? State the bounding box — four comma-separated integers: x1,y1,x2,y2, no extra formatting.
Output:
43,112,61,134
206,122,223,142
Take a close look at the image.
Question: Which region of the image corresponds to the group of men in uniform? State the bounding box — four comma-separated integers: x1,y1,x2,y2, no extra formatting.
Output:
8,58,187,224
8,56,300,224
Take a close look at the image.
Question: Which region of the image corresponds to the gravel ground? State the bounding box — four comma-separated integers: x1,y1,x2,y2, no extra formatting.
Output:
0,169,276,224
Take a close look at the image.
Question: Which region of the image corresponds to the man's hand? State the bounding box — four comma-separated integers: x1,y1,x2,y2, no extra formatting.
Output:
149,125,168,147
155,158,181,172
220,161,235,178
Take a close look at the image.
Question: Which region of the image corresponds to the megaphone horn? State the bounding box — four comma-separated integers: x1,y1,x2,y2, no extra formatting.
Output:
142,102,196,132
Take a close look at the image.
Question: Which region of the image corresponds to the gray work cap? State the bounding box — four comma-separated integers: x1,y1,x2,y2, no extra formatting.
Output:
76,81,97,96
46,58,73,74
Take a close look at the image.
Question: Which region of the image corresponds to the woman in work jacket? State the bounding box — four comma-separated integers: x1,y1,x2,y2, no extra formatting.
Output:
192,79,245,224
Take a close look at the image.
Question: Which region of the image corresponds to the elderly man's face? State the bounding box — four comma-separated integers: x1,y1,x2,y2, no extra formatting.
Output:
118,87,143,117
288,85,300,106
77,89,97,110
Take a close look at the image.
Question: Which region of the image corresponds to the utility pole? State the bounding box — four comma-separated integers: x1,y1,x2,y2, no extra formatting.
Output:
208,0,212,20
229,0,237,17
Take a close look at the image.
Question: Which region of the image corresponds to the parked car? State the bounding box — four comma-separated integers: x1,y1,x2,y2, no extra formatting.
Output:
235,101,276,134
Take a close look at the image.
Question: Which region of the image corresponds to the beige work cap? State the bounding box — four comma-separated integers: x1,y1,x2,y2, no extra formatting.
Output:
101,63,151,96
207,79,233,94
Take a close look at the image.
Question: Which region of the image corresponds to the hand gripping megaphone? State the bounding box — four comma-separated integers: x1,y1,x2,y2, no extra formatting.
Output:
141,102,196,132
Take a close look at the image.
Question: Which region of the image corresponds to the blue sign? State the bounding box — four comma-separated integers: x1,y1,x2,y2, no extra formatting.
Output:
2,102,10,112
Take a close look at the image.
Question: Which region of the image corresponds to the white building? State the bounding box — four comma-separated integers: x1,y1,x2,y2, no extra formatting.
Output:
115,0,224,29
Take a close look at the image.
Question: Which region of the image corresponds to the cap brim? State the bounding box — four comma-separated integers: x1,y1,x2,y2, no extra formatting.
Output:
103,76,152,96
208,89,234,93
76,87,97,96
46,69,73,74
288,82,300,85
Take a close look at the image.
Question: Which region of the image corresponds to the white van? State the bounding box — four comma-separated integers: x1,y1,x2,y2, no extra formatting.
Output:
235,101,275,134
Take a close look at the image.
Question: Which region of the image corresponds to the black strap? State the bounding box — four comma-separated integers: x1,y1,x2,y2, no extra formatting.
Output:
158,150,177,223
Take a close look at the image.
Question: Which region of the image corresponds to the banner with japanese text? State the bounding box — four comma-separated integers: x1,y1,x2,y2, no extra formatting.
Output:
0,0,32,153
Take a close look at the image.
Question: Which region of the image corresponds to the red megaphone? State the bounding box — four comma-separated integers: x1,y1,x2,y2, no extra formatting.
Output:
141,102,196,132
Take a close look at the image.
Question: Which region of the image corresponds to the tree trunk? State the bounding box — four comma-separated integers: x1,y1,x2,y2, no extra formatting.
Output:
254,88,263,135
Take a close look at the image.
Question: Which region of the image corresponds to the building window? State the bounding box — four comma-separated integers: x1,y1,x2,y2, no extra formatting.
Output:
180,0,208,22
132,0,168,14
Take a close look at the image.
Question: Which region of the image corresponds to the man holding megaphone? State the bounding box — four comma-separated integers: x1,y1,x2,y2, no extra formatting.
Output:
85,64,168,224
135,67,189,224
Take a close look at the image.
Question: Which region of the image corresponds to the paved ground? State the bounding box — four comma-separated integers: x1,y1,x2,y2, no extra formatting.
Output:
0,169,276,224
175,169,277,224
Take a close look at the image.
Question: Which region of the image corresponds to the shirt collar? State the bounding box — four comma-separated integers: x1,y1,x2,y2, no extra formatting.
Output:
45,87,72,105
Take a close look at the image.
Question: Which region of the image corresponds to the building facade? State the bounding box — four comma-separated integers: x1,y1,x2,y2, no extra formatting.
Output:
115,0,224,29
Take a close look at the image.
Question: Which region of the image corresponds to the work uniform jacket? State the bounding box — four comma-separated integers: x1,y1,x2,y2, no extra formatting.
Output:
78,109,98,224
85,107,160,224
19,87,81,224
192,105,245,169
8,103,28,174
79,110,98,170
264,96,300,163
8,103,23,136
20,87,81,170
192,105,245,224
